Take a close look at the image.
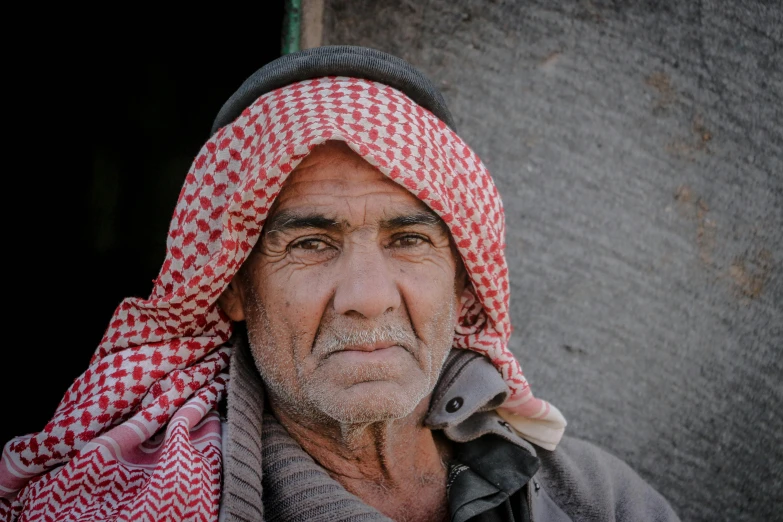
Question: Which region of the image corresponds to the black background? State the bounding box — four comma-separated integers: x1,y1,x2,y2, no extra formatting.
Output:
3,8,285,445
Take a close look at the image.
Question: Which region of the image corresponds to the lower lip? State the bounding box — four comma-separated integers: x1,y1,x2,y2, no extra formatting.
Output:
331,346,407,363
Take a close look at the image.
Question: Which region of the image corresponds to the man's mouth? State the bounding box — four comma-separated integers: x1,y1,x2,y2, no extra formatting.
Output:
340,341,398,352
316,325,417,359
328,344,408,363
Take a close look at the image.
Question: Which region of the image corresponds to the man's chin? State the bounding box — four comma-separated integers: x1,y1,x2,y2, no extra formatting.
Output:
310,380,430,425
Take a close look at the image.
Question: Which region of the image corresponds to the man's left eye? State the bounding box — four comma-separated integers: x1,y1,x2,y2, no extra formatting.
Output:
391,235,427,248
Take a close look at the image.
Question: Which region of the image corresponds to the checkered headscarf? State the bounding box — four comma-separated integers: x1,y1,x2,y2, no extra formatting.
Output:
0,76,566,521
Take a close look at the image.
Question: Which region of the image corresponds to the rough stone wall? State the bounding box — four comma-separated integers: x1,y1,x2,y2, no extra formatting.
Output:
322,1,782,520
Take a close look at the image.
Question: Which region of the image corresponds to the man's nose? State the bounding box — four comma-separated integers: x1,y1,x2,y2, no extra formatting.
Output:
333,245,401,319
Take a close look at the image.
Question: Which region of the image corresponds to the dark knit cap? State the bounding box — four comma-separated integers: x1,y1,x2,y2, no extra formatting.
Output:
210,45,456,136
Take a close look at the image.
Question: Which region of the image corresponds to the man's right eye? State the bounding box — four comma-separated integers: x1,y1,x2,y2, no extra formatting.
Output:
291,238,330,251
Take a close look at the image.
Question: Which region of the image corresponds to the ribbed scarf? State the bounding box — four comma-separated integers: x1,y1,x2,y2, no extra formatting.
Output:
0,77,565,521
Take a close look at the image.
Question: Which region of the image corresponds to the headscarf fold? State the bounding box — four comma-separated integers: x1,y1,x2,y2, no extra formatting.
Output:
0,76,565,521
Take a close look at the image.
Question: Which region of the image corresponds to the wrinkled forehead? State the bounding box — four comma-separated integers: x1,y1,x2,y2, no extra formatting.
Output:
264,139,448,234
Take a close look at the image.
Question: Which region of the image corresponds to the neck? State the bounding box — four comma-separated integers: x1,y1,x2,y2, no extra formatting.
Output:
271,396,452,522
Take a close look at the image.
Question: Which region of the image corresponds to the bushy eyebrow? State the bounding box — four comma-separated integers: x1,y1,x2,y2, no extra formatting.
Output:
264,211,341,235
263,209,446,235
380,211,446,232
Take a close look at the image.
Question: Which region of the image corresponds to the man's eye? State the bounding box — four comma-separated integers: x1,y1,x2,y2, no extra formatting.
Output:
391,235,427,248
291,239,330,251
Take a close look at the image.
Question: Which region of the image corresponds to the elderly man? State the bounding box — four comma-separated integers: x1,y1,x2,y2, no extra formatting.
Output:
0,46,679,521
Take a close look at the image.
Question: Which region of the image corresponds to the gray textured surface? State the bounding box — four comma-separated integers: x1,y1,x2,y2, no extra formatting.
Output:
322,1,782,521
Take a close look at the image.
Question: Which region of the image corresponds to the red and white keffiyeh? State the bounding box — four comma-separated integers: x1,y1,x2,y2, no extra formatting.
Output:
0,77,566,521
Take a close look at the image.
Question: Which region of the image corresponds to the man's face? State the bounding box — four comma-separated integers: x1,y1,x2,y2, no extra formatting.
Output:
221,141,463,424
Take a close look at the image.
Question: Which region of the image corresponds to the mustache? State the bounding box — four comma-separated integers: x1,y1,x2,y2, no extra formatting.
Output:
315,323,417,356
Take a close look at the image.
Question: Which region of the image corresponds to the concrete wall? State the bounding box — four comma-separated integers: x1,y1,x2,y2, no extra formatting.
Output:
321,1,782,520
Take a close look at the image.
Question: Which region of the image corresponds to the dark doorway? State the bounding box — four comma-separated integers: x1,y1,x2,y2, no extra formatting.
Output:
4,9,286,445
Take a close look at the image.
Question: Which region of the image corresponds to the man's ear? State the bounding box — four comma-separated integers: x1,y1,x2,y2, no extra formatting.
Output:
454,256,468,295
217,277,246,322
454,260,469,317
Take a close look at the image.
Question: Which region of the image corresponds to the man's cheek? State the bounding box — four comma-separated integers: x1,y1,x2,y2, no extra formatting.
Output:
280,268,336,307
404,278,457,330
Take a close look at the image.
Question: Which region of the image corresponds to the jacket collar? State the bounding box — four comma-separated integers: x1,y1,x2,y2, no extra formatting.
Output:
427,347,538,457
